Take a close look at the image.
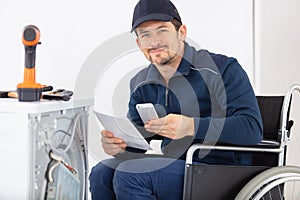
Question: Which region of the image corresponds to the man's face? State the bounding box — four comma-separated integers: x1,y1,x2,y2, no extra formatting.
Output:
135,20,185,66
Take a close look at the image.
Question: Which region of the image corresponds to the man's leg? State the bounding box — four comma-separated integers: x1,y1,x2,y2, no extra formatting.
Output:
113,158,185,200
89,158,123,200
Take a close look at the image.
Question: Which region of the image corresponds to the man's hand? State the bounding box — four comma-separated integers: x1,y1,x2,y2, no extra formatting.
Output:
144,114,194,139
101,130,127,156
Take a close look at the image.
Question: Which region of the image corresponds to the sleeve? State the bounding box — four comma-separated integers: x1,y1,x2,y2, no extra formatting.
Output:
193,58,263,145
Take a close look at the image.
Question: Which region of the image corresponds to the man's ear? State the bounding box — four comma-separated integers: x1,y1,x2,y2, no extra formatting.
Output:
178,25,187,41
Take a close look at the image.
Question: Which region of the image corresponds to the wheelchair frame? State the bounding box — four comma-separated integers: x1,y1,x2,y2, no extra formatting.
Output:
183,84,300,200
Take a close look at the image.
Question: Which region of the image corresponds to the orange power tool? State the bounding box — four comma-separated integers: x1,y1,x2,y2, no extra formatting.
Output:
17,25,43,101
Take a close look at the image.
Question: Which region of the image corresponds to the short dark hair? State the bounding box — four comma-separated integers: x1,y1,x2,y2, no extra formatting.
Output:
170,18,182,31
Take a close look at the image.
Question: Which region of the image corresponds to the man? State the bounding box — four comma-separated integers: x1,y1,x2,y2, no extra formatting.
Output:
89,0,263,199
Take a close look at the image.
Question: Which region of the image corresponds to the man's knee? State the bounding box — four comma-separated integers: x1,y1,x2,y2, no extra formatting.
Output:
113,161,151,198
89,158,121,189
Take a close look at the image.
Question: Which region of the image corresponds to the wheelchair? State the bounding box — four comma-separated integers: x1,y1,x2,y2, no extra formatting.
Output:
183,84,300,200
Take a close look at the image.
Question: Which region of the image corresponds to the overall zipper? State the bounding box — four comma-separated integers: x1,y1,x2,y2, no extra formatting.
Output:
165,87,169,107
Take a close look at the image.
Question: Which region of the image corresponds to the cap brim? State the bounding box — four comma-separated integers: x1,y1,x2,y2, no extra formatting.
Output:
131,13,173,32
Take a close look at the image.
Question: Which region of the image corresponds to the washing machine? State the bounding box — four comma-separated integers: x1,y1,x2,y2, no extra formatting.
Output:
0,98,93,200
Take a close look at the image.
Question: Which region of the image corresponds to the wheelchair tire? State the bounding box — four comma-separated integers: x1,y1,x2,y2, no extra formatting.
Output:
235,165,300,200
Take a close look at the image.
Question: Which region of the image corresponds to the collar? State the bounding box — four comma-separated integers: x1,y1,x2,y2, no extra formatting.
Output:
145,42,194,84
177,42,193,76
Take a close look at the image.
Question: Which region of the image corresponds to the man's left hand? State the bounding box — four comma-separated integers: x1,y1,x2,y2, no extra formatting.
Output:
144,114,194,139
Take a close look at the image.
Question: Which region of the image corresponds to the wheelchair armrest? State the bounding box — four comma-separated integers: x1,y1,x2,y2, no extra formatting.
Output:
186,140,283,165
256,139,280,147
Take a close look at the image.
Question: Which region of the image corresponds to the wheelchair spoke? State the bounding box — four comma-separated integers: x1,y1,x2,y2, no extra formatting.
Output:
235,166,300,200
292,180,300,200
276,184,283,200
267,190,271,200
291,181,295,200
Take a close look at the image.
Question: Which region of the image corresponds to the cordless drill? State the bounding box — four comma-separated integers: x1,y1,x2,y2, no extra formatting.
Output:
17,25,43,101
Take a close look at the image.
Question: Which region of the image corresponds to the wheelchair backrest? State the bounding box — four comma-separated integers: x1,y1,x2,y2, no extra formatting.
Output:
256,96,284,141
254,96,292,166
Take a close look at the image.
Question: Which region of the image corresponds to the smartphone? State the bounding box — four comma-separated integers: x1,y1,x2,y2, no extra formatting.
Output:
136,103,159,124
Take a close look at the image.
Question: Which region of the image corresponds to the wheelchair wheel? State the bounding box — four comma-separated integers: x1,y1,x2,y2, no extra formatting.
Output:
235,165,300,200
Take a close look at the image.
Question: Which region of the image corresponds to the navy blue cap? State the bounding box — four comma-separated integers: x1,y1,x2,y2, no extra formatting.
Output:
131,0,182,32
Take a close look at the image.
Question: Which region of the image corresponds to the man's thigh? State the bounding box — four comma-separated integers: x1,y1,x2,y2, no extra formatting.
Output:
114,158,186,200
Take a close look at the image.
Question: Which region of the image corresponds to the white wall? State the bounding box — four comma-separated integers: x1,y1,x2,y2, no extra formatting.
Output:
0,0,255,165
0,0,136,90
2,0,299,198
0,0,253,91
255,0,300,166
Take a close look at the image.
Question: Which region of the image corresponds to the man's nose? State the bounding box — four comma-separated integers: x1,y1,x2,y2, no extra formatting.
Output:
150,34,162,47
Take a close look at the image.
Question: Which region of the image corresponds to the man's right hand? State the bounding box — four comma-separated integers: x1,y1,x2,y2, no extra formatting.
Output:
101,130,127,156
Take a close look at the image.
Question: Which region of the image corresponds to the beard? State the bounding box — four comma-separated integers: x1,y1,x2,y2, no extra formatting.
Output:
149,41,181,66
150,51,177,66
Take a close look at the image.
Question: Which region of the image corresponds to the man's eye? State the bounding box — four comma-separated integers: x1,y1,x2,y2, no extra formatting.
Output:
141,33,150,38
159,29,168,33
